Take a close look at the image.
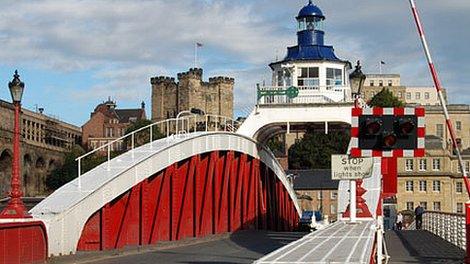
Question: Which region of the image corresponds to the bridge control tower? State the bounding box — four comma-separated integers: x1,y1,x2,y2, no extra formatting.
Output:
262,0,352,105
238,1,354,144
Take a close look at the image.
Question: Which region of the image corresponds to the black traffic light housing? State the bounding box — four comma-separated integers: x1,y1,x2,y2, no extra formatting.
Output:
358,115,418,150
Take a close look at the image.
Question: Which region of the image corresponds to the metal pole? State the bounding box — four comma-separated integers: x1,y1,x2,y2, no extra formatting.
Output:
0,102,30,218
150,125,153,147
205,115,208,132
107,144,111,171
78,158,81,190
350,180,357,223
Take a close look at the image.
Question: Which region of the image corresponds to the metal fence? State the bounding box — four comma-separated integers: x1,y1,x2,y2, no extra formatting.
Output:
257,85,351,105
75,114,240,188
423,211,466,250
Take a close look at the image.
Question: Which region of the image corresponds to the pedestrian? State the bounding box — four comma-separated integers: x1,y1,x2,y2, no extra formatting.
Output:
415,205,424,230
396,212,403,230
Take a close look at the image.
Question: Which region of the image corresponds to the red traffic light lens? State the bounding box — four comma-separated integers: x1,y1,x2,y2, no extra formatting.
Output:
399,120,415,135
365,119,382,135
383,134,397,147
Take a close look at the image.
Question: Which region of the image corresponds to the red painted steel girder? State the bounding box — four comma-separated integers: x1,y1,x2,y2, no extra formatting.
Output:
77,151,299,251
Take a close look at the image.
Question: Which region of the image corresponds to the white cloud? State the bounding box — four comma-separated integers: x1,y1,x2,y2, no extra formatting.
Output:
1,0,470,123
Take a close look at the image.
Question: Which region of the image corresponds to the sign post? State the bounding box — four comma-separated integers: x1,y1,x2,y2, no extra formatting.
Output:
332,155,373,223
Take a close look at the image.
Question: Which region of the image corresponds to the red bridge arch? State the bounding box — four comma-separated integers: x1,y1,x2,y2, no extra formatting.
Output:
77,150,299,251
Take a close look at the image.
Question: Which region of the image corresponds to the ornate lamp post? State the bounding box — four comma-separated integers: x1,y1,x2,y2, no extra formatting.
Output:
349,61,366,108
0,70,31,219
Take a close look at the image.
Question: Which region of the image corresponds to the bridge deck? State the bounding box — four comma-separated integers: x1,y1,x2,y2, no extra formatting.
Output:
255,220,375,263
385,230,464,264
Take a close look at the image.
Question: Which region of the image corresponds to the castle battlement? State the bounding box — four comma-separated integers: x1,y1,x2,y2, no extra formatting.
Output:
177,68,203,80
150,76,176,85
209,76,235,85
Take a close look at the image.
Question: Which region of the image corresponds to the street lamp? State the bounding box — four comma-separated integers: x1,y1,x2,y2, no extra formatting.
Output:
0,70,30,219
349,61,366,107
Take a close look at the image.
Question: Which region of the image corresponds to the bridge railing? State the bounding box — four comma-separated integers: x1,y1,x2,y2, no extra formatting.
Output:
257,85,351,105
422,210,466,250
75,114,240,188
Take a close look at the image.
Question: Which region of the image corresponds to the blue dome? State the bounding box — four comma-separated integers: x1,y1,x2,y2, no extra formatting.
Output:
297,0,324,19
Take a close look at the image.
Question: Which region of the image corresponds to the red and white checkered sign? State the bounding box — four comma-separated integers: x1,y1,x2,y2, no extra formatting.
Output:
350,107,425,158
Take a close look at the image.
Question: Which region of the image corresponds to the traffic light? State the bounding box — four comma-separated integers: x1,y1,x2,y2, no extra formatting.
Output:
351,107,425,157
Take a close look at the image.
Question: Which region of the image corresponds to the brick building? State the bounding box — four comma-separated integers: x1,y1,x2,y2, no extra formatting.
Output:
82,99,146,151
0,99,82,196
291,169,339,222
151,68,234,121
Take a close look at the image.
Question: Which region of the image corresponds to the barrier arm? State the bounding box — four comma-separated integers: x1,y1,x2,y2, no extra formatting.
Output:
408,1,470,262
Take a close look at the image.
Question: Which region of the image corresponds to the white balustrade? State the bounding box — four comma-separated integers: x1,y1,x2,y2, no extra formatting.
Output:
422,211,466,250
75,114,240,190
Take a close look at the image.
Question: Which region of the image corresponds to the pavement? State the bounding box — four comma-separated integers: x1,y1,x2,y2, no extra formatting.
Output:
385,230,465,263
255,220,375,264
49,230,307,264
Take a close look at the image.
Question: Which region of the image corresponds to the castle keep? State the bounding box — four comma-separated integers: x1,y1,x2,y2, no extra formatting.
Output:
151,68,234,121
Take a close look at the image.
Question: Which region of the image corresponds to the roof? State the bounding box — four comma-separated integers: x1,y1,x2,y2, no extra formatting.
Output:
288,169,339,190
115,109,146,123
297,0,324,19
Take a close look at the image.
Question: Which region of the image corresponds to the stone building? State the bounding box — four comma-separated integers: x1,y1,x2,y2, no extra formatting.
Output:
396,104,470,213
362,74,446,106
81,99,147,151
150,68,234,121
0,99,82,197
291,169,339,222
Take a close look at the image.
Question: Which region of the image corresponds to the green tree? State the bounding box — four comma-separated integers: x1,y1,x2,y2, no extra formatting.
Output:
368,88,404,107
288,131,350,169
124,119,165,148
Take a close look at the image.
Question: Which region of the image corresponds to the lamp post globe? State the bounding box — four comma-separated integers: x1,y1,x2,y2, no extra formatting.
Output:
0,70,30,219
9,70,25,103
349,60,366,105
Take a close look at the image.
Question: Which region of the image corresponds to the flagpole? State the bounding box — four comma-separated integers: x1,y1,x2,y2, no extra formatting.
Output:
194,43,197,68
379,62,382,74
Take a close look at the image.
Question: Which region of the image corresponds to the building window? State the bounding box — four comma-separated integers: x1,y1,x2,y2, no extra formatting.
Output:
406,181,414,192
415,92,421,99
330,204,336,214
370,81,374,86
433,180,441,192
425,92,430,99
405,159,414,171
456,182,463,193
406,92,411,100
433,201,441,211
420,202,427,210
466,161,470,173
298,67,319,87
388,80,393,86
432,159,441,171
419,180,427,192
379,80,383,86
419,159,427,171
397,92,402,98
457,203,463,214
331,191,337,200
277,71,283,86
436,124,444,138
456,121,462,131
406,202,414,211
326,68,343,87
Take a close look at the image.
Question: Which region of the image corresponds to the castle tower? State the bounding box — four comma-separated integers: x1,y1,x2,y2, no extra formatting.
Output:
266,0,351,104
151,68,234,121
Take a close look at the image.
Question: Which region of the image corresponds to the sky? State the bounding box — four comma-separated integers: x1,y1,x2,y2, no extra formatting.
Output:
0,0,469,126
